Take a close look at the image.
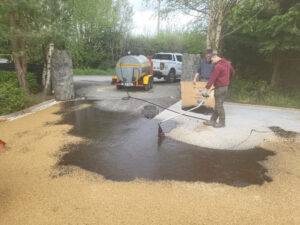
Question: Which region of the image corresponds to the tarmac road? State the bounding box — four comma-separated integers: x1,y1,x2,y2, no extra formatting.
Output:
73,75,181,103
73,75,300,150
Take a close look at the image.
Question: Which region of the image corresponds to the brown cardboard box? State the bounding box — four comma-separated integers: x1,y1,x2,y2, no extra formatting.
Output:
181,81,215,109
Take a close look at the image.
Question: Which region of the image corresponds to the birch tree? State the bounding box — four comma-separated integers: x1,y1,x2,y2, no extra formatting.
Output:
207,0,241,53
143,0,165,35
163,0,253,53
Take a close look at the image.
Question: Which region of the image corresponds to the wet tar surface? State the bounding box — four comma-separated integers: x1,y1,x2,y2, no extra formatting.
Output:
57,100,275,187
269,126,299,139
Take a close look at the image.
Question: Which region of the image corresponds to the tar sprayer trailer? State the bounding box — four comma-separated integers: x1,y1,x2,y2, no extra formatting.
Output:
112,55,154,91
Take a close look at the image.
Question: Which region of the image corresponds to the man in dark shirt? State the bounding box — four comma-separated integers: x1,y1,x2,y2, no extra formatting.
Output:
202,53,235,128
193,53,215,83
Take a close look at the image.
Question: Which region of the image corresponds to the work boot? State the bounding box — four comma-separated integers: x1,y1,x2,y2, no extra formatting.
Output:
203,120,216,126
213,122,225,128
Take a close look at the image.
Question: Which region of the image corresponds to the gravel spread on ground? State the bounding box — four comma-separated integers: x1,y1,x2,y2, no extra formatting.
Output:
0,102,299,225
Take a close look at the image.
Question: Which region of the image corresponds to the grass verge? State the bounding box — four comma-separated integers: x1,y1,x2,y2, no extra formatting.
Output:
73,68,115,75
227,79,300,109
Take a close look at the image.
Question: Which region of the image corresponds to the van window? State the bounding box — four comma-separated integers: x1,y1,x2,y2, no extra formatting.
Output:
176,55,182,62
152,54,172,60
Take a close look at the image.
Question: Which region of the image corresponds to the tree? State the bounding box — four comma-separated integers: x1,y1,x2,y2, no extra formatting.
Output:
0,0,72,89
143,0,160,35
206,0,241,53
224,0,300,87
66,0,132,68
0,0,43,89
0,0,133,91
257,1,300,87
157,0,161,35
161,0,260,53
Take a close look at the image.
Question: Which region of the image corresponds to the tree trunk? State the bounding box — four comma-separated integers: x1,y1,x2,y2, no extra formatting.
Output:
13,52,27,88
214,8,224,53
44,43,54,95
206,0,223,54
206,0,214,51
111,45,115,63
110,38,115,63
42,62,47,86
157,0,161,35
9,12,28,89
207,0,240,54
270,53,281,87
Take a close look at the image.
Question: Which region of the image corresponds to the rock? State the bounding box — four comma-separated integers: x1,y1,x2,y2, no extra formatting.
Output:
181,54,201,81
51,50,75,101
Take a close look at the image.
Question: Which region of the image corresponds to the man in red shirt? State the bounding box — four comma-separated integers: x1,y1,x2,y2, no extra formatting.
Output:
202,53,235,128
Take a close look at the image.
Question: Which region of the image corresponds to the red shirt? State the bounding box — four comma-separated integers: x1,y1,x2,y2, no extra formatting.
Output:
205,59,235,89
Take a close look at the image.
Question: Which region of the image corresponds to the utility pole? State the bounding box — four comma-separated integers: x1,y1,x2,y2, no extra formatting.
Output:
157,0,161,35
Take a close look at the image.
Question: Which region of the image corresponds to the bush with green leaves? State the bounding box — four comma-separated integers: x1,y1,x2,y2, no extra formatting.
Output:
228,77,300,108
0,71,39,115
26,73,40,94
0,82,29,115
0,71,39,93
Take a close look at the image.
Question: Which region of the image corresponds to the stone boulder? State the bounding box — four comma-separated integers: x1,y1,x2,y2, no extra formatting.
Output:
181,53,201,81
51,50,75,101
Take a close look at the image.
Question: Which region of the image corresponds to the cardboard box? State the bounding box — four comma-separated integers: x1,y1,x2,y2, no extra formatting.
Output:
181,81,215,109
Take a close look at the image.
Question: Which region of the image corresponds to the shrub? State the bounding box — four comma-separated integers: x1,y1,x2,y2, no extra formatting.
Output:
27,72,39,94
0,71,39,115
0,71,39,93
0,71,19,86
0,82,29,115
228,77,300,108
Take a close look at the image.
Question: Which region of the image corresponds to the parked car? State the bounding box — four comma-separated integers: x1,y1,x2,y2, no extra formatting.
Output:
0,54,13,64
0,58,9,64
152,52,182,82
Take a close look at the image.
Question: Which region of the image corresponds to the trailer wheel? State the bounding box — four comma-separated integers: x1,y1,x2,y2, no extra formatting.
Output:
149,77,154,89
144,83,150,91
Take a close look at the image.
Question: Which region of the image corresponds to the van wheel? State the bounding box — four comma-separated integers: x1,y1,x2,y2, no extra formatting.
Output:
167,70,175,83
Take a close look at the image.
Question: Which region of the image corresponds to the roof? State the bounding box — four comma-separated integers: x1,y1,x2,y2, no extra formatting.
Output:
155,52,182,55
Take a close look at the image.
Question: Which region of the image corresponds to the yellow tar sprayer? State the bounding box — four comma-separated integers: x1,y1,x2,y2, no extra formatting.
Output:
112,55,154,91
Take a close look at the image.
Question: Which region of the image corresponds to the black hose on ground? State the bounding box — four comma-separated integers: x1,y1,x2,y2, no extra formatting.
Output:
81,93,277,148
230,129,273,149
129,96,206,120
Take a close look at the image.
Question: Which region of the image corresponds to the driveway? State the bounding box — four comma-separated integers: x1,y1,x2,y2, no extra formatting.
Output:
74,75,300,150
0,75,299,225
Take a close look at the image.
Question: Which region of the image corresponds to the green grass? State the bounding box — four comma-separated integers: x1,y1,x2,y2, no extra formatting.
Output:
73,68,115,75
228,93,300,109
227,78,300,109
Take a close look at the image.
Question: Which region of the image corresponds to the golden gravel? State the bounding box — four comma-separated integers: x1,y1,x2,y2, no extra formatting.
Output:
0,103,299,225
